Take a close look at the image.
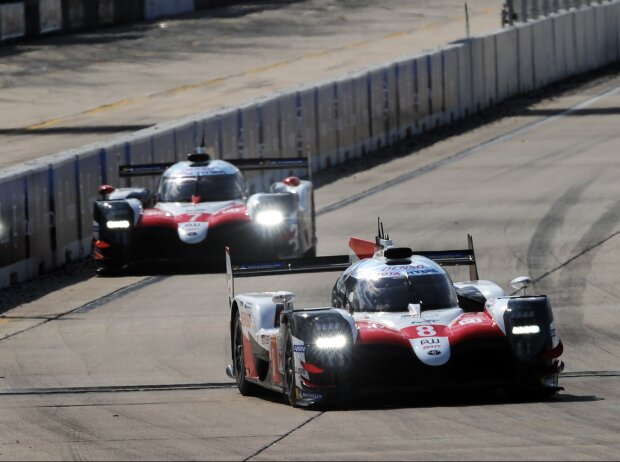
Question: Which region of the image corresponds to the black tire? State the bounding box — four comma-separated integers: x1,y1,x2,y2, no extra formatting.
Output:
505,372,560,402
233,312,257,396
95,260,124,276
283,326,299,406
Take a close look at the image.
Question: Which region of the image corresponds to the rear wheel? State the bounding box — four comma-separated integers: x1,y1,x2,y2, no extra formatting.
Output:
95,260,125,276
233,312,257,396
283,327,299,406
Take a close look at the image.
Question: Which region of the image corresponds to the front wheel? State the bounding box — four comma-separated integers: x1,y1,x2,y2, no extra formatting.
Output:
283,326,299,406
233,312,257,396
95,260,125,276
505,372,560,401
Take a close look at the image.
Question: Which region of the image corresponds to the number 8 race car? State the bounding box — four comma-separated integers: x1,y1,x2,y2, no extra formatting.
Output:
225,221,564,407
92,143,316,273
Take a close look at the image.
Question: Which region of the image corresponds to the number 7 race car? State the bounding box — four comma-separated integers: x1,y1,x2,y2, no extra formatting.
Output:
225,221,564,407
92,144,316,273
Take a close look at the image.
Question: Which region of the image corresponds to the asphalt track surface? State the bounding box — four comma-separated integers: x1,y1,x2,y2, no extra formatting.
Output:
1,2,620,461
0,0,500,170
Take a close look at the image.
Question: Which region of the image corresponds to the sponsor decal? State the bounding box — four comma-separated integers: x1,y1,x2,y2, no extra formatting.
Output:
300,390,325,400
239,310,253,329
416,325,437,337
293,344,306,353
420,338,440,345
178,166,227,176
458,317,483,325
406,319,440,325
427,350,441,356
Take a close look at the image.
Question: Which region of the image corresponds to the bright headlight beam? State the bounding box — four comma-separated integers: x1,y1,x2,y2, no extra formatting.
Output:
315,335,347,349
106,220,131,229
512,325,541,335
256,210,284,226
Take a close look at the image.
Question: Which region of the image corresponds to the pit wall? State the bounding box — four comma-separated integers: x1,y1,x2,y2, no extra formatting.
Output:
0,0,262,41
0,2,619,288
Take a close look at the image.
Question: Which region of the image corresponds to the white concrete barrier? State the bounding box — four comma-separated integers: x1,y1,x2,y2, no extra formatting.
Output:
574,9,588,73
395,58,416,139
368,68,388,151
414,55,430,131
76,151,101,257
532,18,554,89
218,109,240,162
145,0,194,21
495,27,519,102
517,22,535,93
39,0,62,33
552,13,569,81
469,37,486,113
482,34,498,108
240,104,260,160
428,51,444,129
316,83,338,169
0,173,28,287
336,77,356,163
276,92,299,160
351,72,371,157
26,166,54,274
298,88,320,173
258,98,281,158
2,1,620,288
385,65,399,145
171,120,197,162
51,157,81,266
442,46,460,123
455,41,474,118
0,2,25,40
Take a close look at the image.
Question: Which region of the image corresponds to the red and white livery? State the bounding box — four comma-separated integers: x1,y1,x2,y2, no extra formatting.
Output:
226,221,564,407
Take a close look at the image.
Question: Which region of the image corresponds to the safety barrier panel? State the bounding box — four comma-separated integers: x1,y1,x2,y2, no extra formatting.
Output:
1,1,620,288
1,0,294,42
0,2,25,40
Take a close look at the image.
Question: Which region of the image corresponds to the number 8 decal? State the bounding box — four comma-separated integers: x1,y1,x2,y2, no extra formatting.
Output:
416,325,436,337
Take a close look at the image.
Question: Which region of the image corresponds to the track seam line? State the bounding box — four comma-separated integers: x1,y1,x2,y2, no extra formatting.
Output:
244,411,324,462
0,276,164,343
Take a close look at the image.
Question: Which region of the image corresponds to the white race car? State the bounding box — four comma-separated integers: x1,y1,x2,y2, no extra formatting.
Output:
92,143,316,273
225,221,564,407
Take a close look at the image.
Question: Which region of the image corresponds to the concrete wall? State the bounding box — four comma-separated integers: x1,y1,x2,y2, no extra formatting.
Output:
0,0,284,41
1,1,619,287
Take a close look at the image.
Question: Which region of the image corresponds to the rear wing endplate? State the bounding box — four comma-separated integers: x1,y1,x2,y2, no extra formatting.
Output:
226,247,350,305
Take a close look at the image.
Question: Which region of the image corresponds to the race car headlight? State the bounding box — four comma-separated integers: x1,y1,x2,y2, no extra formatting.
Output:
511,325,541,335
256,209,284,226
106,219,131,229
315,335,347,349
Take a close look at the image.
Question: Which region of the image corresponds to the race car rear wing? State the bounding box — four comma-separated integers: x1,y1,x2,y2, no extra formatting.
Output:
225,233,479,305
350,219,479,282
225,247,351,305
416,237,479,281
118,157,310,177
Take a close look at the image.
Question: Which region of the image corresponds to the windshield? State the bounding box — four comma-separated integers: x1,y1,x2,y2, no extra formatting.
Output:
157,174,244,202
347,273,457,312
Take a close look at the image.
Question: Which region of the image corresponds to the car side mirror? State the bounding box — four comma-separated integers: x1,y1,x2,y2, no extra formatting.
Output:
510,276,533,295
272,291,295,311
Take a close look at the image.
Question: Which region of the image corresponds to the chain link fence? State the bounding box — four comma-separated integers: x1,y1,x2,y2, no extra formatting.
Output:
502,0,614,25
